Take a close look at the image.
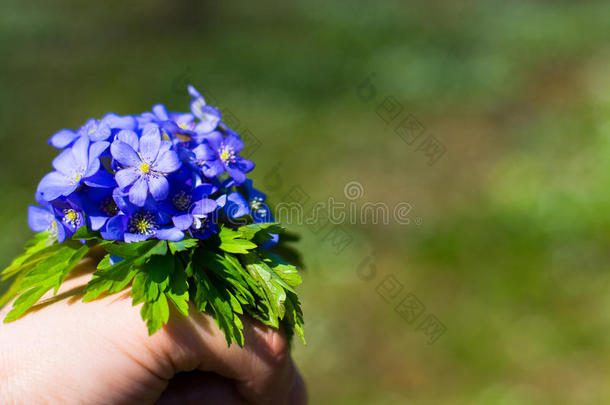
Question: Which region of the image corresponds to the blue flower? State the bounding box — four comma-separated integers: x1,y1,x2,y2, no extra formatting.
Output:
37,136,109,201
242,180,277,247
106,194,184,243
111,124,182,207
78,186,123,240
28,198,84,243
188,85,221,134
49,114,136,149
243,179,274,223
161,180,219,232
192,131,254,185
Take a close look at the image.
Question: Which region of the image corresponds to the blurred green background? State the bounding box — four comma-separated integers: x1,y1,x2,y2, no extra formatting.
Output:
2,0,610,403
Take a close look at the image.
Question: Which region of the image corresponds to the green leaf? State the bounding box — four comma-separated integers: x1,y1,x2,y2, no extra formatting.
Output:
4,285,49,322
237,223,284,241
148,254,173,284
4,242,90,322
241,252,290,326
71,227,100,241
83,258,138,301
285,291,306,345
168,238,199,254
141,293,169,335
85,240,169,302
0,233,55,308
218,226,257,254
103,240,166,259
167,257,190,316
193,265,245,346
167,289,189,316
260,251,302,287
1,234,60,282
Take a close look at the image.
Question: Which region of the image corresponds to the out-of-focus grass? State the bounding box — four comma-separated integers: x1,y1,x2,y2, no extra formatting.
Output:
2,1,610,403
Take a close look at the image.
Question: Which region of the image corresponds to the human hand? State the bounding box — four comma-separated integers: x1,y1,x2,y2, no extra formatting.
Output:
0,250,306,404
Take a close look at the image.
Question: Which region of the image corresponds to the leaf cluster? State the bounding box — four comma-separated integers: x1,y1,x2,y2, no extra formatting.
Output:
1,224,305,346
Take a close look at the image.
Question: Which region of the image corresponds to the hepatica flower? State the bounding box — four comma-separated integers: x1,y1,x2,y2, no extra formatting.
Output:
192,131,254,185
28,198,84,243
8,84,305,347
37,136,109,201
112,124,181,206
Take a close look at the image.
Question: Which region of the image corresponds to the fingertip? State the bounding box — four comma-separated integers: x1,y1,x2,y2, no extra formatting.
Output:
251,323,290,367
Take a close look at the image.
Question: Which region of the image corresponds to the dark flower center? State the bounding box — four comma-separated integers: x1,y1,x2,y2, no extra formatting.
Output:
100,197,119,216
128,212,157,235
172,190,192,212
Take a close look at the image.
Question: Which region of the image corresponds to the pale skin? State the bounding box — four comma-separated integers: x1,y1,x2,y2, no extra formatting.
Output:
0,248,306,404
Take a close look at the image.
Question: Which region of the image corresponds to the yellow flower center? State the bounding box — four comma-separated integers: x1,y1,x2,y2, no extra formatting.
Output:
140,162,151,173
220,145,235,163
63,209,81,227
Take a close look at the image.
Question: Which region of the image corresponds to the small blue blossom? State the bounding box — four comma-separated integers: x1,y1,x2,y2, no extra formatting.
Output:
192,131,254,185
108,194,184,243
188,85,221,134
37,136,109,201
49,114,136,149
111,124,182,207
28,198,84,243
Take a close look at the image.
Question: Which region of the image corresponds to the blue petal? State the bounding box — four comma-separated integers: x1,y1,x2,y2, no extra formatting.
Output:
70,136,90,172
89,124,111,142
49,129,78,149
52,148,78,176
152,104,169,121
56,223,66,243
115,167,140,189
84,169,116,188
244,179,266,201
234,156,255,173
115,130,139,150
89,141,110,161
187,84,203,100
101,215,127,240
224,133,244,153
129,176,149,207
194,106,220,133
192,198,218,216
172,213,194,230
84,159,101,179
215,194,227,208
151,150,181,173
201,131,223,151
89,215,109,231
225,165,246,185
139,124,161,163
155,227,185,241
192,143,216,161
202,159,224,178
111,140,141,167
124,232,152,243
224,192,249,218
28,205,53,232
113,189,138,216
192,183,217,200
101,113,137,131
147,174,169,201
37,171,76,201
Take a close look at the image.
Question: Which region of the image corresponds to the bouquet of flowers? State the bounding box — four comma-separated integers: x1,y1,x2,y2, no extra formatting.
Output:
0,86,305,346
